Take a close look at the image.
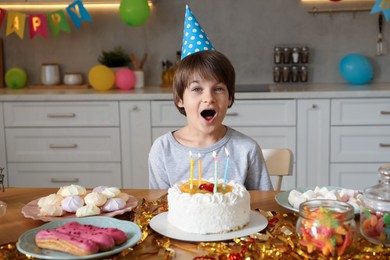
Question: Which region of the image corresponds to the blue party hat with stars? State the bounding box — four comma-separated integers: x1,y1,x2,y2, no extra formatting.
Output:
181,5,215,59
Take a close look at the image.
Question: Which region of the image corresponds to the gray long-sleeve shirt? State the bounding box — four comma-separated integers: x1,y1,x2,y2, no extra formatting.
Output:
148,127,273,190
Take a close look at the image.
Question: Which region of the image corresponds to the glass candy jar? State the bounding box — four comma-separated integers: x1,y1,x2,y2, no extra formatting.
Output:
360,165,390,246
296,199,356,257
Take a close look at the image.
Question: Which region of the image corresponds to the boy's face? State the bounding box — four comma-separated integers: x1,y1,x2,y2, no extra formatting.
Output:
177,75,232,134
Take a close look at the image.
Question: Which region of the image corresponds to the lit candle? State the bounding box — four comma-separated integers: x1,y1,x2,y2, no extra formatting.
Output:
189,151,194,189
213,151,218,193
198,153,202,185
223,147,230,189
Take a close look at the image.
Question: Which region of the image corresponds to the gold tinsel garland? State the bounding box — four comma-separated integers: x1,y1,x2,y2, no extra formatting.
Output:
2,193,390,259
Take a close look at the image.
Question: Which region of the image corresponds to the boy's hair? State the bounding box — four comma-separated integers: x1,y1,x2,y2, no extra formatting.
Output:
173,50,235,116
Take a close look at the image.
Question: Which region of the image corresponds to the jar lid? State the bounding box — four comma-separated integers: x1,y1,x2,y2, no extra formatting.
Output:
363,165,390,210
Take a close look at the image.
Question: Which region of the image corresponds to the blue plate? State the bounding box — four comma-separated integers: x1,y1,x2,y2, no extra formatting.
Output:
17,216,142,259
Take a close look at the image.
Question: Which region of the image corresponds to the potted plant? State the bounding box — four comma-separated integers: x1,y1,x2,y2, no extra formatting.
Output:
98,46,131,68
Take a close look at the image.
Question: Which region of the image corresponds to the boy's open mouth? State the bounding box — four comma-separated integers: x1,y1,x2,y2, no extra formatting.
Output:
200,109,216,121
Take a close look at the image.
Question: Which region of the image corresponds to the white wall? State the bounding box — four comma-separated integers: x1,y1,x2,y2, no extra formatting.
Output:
1,0,387,86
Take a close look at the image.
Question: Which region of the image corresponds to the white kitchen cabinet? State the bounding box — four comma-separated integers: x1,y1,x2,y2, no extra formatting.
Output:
297,99,330,187
120,101,151,188
4,101,122,188
151,99,297,190
330,98,390,189
0,103,7,187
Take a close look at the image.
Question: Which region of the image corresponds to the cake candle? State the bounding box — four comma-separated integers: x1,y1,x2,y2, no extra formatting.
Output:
223,148,230,189
198,153,202,185
189,151,194,189
213,151,218,193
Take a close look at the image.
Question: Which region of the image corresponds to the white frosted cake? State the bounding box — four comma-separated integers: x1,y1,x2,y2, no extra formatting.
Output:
167,179,251,234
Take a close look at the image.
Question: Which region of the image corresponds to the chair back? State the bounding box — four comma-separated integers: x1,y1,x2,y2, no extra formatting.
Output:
262,148,293,190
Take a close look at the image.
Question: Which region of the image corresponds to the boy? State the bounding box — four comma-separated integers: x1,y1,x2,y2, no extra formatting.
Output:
148,50,273,190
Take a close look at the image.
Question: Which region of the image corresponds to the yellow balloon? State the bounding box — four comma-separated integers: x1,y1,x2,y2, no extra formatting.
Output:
88,65,115,91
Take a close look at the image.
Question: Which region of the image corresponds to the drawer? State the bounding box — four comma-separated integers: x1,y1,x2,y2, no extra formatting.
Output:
331,98,390,125
4,101,119,127
331,126,390,162
152,100,296,127
6,128,121,162
7,163,122,188
330,163,383,190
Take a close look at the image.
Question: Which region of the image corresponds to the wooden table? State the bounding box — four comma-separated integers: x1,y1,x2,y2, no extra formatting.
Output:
0,188,286,259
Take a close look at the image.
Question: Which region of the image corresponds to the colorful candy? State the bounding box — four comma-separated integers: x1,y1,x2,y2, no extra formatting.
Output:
361,209,390,245
297,204,355,257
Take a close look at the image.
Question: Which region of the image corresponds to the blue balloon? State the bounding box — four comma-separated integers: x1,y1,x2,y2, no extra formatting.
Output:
339,54,373,85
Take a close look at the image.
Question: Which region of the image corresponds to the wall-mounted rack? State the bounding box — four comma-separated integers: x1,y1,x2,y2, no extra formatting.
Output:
308,6,371,15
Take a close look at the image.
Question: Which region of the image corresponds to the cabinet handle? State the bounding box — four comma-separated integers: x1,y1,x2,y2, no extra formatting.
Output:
312,104,317,109
226,112,238,116
380,143,390,148
47,113,76,118
51,178,79,183
380,111,390,115
49,144,78,149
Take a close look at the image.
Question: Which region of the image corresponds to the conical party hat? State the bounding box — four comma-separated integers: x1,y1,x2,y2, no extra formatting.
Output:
181,5,215,59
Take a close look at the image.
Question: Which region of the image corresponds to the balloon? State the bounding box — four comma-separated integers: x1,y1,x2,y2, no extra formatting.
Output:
115,68,136,90
119,0,150,27
339,53,373,85
5,67,28,89
88,65,115,91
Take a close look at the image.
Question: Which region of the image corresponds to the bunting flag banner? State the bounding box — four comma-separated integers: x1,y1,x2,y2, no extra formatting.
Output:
0,8,6,29
6,11,26,39
66,0,92,29
371,0,390,21
47,10,71,37
28,14,48,39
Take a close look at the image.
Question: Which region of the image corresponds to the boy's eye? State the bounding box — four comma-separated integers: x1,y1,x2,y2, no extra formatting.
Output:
192,87,202,92
215,86,225,92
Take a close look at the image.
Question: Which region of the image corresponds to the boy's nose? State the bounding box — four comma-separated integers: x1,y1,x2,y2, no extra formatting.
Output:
202,91,215,103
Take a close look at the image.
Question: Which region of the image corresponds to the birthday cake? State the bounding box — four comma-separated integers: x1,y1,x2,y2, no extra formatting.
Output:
167,179,251,234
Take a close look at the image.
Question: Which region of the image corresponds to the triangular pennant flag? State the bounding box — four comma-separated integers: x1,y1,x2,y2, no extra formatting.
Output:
6,11,26,39
47,10,71,37
28,14,48,39
181,5,215,59
371,0,390,21
0,8,6,29
66,0,92,29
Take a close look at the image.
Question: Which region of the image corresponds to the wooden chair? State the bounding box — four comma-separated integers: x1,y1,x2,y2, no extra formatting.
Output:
262,148,293,190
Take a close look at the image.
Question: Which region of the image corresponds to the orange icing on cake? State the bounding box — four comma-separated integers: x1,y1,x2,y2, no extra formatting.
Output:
179,180,233,194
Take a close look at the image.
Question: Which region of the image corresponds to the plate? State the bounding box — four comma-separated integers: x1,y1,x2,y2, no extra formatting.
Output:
275,186,360,214
17,216,142,260
22,194,138,222
149,211,268,242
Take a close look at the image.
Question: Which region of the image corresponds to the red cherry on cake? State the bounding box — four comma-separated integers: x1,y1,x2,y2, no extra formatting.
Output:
199,183,214,192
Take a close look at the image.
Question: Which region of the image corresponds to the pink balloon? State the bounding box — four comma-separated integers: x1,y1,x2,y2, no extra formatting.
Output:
115,68,136,89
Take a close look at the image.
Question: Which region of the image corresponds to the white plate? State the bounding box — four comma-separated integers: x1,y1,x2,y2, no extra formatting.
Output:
275,186,360,214
17,216,142,260
22,194,138,222
150,211,268,242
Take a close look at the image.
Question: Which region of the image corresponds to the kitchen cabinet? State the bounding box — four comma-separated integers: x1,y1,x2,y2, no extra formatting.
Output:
120,101,151,188
330,98,390,190
297,99,330,187
4,101,122,188
151,100,297,190
0,103,7,187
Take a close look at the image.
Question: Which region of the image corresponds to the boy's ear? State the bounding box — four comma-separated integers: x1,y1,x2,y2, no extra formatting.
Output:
177,99,184,107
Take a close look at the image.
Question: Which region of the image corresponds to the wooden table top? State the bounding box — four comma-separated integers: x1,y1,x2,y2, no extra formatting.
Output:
0,188,287,259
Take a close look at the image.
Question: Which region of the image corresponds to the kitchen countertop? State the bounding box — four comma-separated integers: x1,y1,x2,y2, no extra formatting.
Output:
1,83,390,101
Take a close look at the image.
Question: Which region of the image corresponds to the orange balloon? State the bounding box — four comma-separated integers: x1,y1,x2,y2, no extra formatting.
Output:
88,65,115,91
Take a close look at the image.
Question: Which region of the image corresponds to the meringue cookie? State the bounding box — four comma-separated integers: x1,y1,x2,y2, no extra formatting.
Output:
92,186,108,193
59,184,87,197
84,192,107,207
116,192,130,202
38,193,63,207
39,205,64,217
61,196,84,213
102,198,126,212
76,204,101,217
101,187,121,198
